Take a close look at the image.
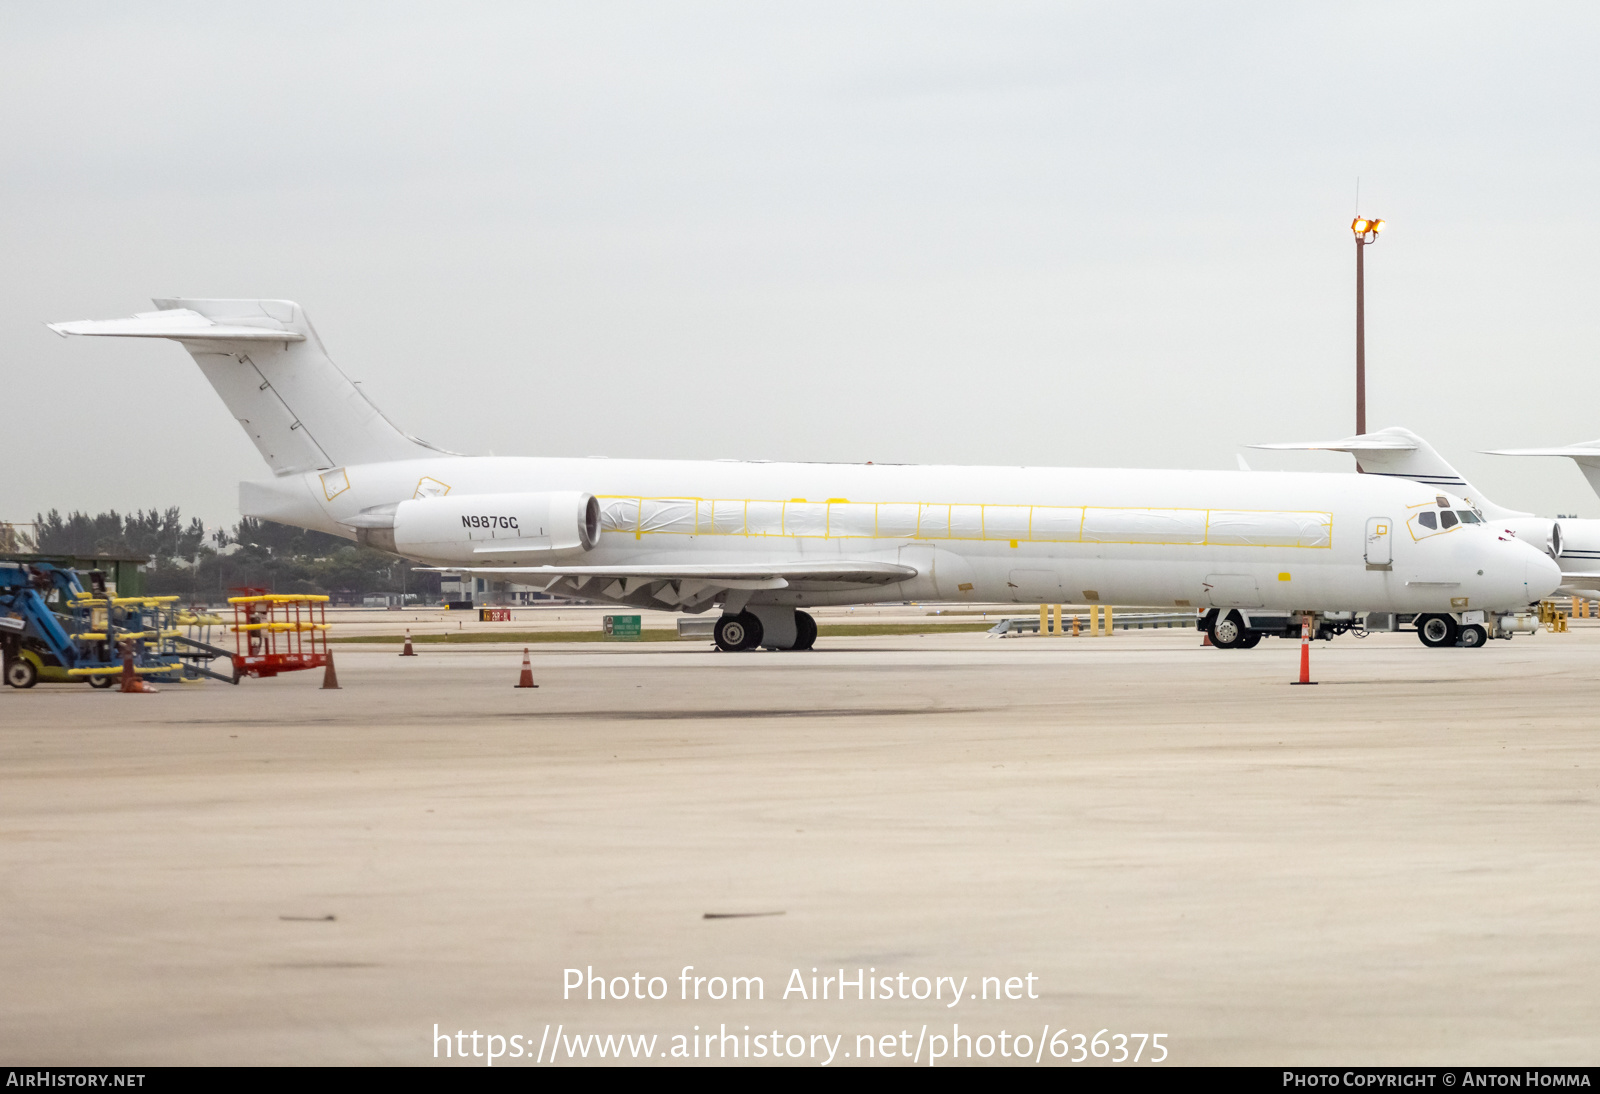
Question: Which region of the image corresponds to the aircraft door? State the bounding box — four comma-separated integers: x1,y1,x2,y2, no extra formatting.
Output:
1365,517,1392,570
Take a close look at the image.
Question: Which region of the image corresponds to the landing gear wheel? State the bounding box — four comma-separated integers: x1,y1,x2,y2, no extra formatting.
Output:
1417,614,1459,648
87,674,114,689
1208,610,1246,649
792,610,817,650
714,611,764,652
5,658,39,689
1459,623,1488,648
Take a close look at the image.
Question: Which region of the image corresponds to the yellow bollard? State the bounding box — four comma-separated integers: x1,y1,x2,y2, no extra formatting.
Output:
1090,604,1103,637
1039,604,1048,636
1105,603,1114,637
1052,603,1062,637
1573,596,1580,617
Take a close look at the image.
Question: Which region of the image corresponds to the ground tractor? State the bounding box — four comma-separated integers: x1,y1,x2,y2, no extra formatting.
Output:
1199,605,1549,651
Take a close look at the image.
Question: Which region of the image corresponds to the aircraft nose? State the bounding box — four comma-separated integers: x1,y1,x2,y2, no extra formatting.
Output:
1527,546,1563,600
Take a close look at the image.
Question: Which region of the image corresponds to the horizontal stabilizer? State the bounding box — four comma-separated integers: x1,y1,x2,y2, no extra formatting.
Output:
49,309,305,342
1487,441,1600,503
1486,444,1600,461
1249,434,1418,453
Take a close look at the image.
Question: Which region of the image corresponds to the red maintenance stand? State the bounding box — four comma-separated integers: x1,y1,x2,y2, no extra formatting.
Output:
229,593,331,679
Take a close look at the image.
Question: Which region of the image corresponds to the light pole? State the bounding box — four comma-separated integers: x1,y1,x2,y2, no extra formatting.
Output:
1351,216,1384,435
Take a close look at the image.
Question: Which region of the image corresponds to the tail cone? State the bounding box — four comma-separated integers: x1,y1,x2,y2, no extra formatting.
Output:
514,648,538,689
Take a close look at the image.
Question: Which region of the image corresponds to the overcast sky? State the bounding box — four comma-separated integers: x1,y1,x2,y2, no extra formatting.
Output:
4,1,1598,531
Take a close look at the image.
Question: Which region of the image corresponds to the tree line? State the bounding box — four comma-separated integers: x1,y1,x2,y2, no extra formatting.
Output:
25,508,439,603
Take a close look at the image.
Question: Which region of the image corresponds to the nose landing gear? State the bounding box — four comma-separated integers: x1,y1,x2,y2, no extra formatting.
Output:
1417,614,1490,648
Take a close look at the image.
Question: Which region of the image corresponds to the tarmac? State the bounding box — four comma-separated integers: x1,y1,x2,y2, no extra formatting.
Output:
2,616,1597,1066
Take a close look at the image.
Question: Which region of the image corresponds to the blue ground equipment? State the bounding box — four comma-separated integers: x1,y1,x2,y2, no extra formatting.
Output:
0,562,237,688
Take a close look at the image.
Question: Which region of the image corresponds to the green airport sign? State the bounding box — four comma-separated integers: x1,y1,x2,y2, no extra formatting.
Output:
603,614,642,639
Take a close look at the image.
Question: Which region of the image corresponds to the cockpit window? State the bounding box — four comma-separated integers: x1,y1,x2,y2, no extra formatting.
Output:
1418,511,1438,530
1440,511,1459,529
1458,511,1481,524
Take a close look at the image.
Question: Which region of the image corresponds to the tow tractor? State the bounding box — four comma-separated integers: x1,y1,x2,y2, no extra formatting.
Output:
0,562,238,688
1200,606,1547,650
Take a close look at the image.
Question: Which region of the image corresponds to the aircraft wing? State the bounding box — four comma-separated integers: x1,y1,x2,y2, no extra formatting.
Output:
418,560,918,606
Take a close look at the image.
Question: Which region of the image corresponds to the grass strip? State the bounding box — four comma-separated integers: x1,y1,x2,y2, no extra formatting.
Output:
329,622,997,645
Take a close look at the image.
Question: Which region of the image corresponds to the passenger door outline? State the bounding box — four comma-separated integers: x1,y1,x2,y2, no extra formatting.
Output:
1366,516,1393,570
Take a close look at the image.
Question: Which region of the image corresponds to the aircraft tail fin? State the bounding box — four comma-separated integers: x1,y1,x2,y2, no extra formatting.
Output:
49,299,455,475
1485,441,1600,502
1250,426,1528,518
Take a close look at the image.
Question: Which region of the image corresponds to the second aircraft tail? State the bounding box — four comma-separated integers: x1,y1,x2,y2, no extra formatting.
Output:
1249,426,1529,518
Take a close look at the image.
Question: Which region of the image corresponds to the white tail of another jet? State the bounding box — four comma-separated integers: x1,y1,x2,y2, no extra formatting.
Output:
49,299,454,475
1249,426,1530,519
1486,439,1600,501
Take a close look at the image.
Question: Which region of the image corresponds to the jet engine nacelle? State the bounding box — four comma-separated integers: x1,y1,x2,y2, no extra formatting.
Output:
362,490,600,563
1499,517,1563,559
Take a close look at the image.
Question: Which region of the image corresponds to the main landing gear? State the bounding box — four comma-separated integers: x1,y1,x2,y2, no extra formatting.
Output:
713,609,817,652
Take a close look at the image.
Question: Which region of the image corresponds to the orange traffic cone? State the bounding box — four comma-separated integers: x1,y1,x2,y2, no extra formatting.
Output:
321,652,341,690
400,629,417,657
514,648,538,689
118,642,158,693
1201,631,1213,647
1291,617,1316,685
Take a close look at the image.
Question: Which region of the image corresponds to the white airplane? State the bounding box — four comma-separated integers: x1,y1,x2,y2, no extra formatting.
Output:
48,300,1561,652
1251,426,1600,598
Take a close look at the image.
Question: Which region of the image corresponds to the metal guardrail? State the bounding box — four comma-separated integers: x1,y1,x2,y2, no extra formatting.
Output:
988,611,1199,636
